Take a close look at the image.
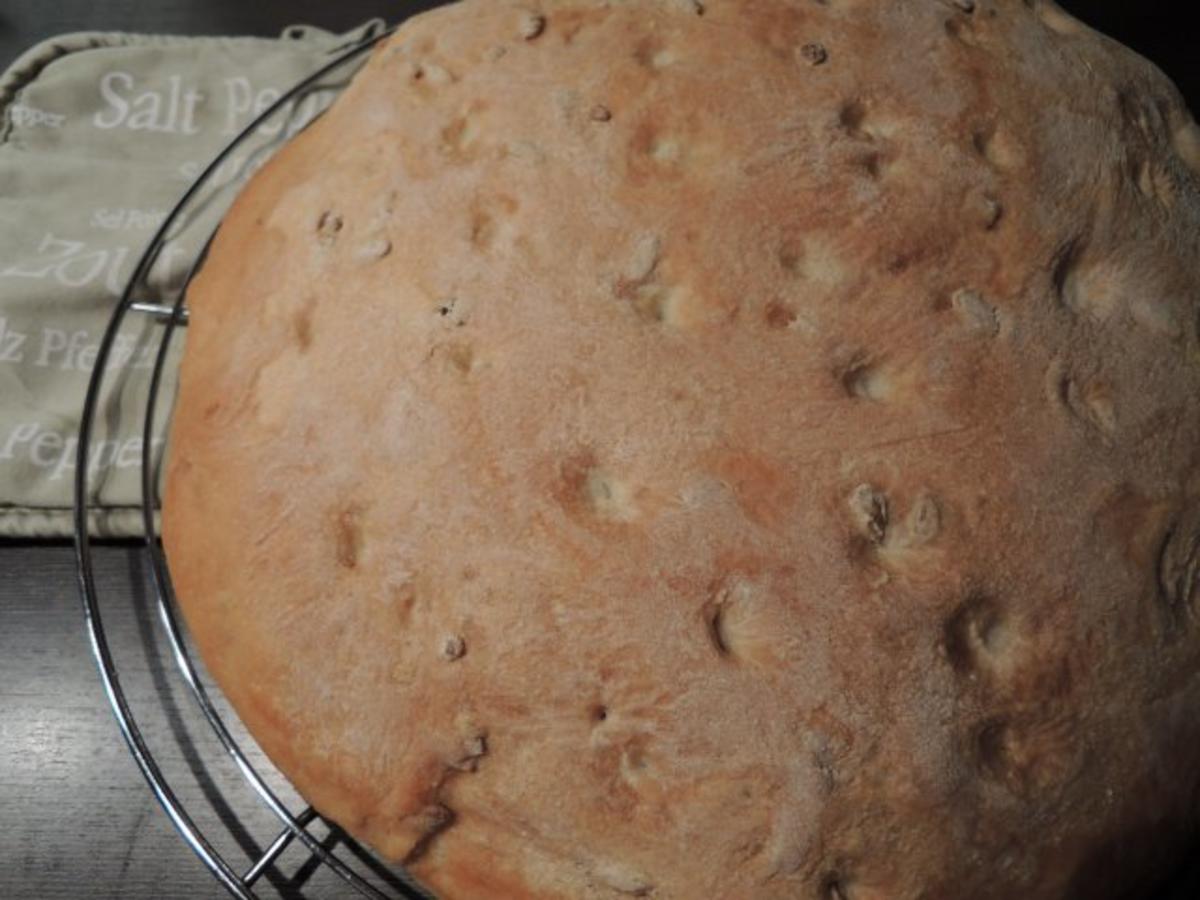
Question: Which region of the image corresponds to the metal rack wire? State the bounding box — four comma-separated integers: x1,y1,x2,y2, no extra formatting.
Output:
71,26,433,899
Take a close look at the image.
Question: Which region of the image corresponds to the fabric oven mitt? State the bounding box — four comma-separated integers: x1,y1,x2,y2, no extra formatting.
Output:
0,20,384,537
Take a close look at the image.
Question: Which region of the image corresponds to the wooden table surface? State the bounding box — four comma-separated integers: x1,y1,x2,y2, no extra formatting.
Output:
1,2,1198,898
0,539,443,899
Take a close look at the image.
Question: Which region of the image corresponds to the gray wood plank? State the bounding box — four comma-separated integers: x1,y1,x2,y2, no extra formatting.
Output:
0,542,421,898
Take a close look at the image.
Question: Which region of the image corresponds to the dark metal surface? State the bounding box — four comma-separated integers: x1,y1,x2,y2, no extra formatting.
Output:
1,2,1199,899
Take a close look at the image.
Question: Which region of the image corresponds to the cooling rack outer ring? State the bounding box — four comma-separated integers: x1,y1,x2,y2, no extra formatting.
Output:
70,23,432,900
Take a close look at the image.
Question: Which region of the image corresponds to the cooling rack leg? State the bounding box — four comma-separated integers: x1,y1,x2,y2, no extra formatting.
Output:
242,807,318,887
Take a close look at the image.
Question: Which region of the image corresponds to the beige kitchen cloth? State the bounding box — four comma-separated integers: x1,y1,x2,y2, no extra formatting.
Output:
0,20,385,538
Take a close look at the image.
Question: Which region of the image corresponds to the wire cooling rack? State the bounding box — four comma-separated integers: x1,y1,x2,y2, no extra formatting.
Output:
66,16,1200,900
71,25,435,900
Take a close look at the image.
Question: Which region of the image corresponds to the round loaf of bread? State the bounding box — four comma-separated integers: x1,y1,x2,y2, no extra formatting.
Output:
163,1,1200,897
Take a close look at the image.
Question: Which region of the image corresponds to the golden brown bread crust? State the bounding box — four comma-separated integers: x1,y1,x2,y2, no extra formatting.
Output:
163,1,1200,897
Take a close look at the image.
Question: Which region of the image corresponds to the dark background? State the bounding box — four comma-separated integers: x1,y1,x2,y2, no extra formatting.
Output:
0,1,1197,107
1,1,1198,899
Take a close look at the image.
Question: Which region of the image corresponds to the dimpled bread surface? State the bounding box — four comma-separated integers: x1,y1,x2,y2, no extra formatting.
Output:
162,1,1200,897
